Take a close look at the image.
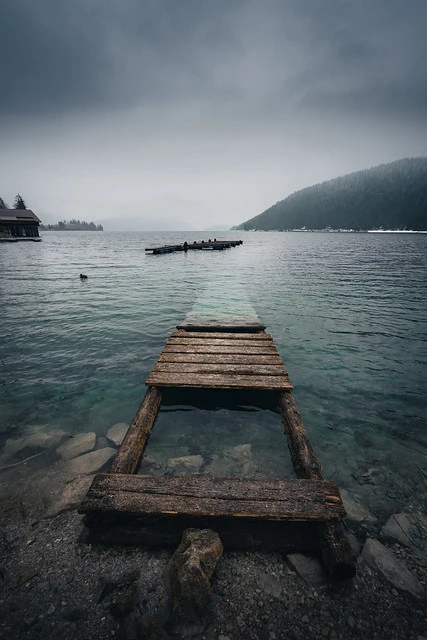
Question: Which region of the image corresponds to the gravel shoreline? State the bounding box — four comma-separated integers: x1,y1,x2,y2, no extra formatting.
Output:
1,502,426,640
1,427,426,639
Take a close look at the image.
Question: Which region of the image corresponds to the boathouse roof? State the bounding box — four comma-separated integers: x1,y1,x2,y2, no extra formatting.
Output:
0,209,41,223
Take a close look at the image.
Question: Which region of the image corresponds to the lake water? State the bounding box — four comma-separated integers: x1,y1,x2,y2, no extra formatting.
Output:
1,230,426,519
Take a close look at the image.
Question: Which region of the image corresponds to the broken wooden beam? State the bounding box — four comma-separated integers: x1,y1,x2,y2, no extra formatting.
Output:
276,390,356,579
109,386,162,475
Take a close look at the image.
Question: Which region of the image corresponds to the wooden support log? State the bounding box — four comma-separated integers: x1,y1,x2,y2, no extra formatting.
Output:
276,390,356,580
109,386,162,475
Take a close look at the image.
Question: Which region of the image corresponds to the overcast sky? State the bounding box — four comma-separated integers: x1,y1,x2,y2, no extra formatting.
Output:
1,0,426,230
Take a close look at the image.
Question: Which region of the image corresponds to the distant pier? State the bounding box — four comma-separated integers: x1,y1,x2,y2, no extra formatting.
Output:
145,239,243,255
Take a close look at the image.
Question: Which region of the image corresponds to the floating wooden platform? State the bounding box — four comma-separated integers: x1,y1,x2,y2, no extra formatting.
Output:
145,239,243,254
80,322,355,580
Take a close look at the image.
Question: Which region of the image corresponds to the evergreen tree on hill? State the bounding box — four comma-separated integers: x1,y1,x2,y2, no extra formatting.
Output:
13,194,27,209
0,197,8,209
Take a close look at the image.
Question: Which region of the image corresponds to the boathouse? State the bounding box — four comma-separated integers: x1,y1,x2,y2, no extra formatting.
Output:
0,209,41,238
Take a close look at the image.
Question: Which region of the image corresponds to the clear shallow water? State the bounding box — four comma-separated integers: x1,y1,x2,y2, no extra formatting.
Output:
1,231,426,517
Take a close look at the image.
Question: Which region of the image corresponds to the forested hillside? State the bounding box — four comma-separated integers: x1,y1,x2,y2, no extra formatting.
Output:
237,158,427,231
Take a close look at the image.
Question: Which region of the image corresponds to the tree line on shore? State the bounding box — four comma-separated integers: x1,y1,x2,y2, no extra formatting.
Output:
0,194,27,209
40,220,104,231
0,195,103,230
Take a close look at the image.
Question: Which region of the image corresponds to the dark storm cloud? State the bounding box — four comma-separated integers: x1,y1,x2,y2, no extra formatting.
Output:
288,0,427,121
1,0,427,122
0,0,242,116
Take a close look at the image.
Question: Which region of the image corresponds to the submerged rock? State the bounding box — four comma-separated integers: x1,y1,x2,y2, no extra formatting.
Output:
167,455,204,475
205,443,257,477
360,538,424,599
56,432,96,460
62,447,116,481
166,528,223,636
1,429,68,462
107,423,128,447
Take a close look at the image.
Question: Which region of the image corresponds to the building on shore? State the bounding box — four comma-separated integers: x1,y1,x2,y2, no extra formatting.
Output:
0,210,41,239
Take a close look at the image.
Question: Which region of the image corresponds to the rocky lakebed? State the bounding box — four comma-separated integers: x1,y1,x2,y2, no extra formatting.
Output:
0,424,426,639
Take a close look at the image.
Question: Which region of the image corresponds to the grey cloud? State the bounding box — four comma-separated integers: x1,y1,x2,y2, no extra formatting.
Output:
2,0,427,123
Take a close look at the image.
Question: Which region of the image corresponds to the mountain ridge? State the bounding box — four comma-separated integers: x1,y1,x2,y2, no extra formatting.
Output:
237,158,427,231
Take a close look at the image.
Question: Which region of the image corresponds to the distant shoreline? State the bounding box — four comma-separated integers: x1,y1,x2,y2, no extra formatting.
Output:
240,228,427,233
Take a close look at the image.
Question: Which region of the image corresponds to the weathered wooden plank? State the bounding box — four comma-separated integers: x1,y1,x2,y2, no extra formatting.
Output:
109,386,162,475
276,390,323,480
167,337,274,348
171,331,272,341
80,474,345,521
150,362,287,376
276,391,356,579
177,323,266,333
162,344,279,355
158,352,284,365
145,372,293,389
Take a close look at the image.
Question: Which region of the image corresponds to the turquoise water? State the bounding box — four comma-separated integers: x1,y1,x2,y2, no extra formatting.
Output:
1,231,426,516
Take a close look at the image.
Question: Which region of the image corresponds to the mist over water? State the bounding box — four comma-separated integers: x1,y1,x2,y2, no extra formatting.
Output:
1,230,426,517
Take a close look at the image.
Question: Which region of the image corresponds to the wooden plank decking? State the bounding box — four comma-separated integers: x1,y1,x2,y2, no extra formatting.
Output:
146,330,293,390
80,321,356,579
82,475,345,521
145,240,243,254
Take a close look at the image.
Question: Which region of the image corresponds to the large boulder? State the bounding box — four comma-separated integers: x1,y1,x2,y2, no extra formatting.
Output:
166,529,223,636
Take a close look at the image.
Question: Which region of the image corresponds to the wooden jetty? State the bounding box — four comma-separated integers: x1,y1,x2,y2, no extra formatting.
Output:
145,239,243,255
80,321,355,580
